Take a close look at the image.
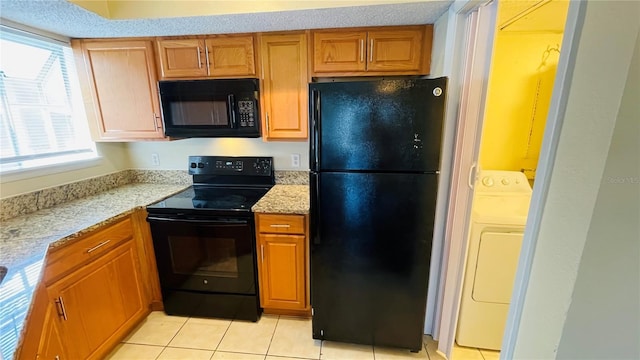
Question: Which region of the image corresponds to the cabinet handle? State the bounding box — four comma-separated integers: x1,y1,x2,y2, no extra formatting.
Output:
86,240,111,253
265,112,270,133
55,297,68,321
205,46,211,75
270,224,291,228
360,39,364,62
197,46,203,68
261,244,264,262
369,39,374,63
153,113,161,130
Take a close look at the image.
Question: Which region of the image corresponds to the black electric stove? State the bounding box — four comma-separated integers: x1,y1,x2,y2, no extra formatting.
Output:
146,156,274,321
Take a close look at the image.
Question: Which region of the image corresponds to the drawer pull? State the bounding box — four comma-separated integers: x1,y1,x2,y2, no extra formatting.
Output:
261,244,264,262
55,297,68,321
270,224,291,228
86,240,111,253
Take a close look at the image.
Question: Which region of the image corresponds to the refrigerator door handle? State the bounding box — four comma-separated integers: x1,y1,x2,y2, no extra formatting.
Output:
310,89,320,171
310,171,321,245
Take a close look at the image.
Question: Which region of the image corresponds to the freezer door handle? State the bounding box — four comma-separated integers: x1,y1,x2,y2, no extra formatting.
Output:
310,89,320,171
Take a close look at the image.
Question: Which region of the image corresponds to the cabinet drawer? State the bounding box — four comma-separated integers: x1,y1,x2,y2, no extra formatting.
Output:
44,217,134,283
258,214,305,235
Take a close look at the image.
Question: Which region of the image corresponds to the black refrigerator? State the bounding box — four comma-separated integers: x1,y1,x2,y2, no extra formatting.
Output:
309,77,447,352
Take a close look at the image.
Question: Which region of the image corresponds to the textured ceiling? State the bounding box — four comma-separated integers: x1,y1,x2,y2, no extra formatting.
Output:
0,0,452,39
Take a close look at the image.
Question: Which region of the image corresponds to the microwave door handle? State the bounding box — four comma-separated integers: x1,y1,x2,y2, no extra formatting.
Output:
227,94,237,129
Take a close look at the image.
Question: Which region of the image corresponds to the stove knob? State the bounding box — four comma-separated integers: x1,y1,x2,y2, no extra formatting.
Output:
190,162,197,168
197,162,204,168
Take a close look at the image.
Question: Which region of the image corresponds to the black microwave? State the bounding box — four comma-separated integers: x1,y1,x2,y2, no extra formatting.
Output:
159,79,260,138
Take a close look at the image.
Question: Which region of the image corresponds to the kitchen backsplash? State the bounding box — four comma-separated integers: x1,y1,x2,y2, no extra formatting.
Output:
0,169,308,221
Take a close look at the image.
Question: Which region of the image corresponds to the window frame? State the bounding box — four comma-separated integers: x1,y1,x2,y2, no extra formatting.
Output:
0,25,99,176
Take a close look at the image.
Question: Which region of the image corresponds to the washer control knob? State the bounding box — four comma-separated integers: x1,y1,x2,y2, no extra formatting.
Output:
501,178,510,186
482,176,494,187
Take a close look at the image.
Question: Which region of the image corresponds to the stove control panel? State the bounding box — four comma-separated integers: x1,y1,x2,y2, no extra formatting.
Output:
189,156,273,176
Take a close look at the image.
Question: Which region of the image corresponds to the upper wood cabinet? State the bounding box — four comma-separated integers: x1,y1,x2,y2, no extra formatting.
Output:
259,32,309,140
155,39,208,78
311,25,433,76
156,35,256,79
72,39,166,141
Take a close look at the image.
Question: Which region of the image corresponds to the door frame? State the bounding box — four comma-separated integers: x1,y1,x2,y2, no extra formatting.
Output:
429,1,498,358
431,1,586,359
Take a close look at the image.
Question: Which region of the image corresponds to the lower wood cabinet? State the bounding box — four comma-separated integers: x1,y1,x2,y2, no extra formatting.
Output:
17,212,157,360
255,213,310,316
36,303,67,360
44,238,146,359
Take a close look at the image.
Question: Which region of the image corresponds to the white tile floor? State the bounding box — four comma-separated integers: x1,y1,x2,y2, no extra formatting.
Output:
107,311,454,360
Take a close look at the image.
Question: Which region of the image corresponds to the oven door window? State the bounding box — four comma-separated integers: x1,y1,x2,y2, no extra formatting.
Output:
169,234,238,277
149,218,256,294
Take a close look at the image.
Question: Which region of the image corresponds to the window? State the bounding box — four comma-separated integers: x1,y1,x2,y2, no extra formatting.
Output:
0,27,96,174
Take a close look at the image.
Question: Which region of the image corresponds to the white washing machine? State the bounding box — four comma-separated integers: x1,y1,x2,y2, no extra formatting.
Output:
455,170,532,350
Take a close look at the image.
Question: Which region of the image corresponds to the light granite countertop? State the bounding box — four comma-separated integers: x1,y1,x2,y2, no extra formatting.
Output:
0,181,309,358
252,185,310,214
0,183,188,359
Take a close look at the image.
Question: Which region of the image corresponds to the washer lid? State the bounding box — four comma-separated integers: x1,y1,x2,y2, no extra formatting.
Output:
472,195,531,225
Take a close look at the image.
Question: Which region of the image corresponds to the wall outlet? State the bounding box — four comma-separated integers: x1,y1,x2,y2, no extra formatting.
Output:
291,153,300,168
151,153,160,166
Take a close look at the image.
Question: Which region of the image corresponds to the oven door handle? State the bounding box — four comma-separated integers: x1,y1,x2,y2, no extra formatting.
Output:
147,216,248,225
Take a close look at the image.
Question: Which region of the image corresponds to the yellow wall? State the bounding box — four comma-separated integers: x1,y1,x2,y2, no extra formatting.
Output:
479,31,563,179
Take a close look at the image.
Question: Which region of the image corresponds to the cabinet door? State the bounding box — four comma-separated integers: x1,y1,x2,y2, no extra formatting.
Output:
259,33,308,140
258,234,306,310
205,36,256,77
37,303,67,360
78,40,165,140
367,28,424,72
46,239,146,360
312,31,367,73
156,39,208,78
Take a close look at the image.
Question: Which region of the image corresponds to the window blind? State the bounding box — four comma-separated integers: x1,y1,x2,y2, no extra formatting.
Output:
0,28,96,173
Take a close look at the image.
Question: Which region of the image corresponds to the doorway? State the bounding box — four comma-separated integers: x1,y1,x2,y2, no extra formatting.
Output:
435,1,571,359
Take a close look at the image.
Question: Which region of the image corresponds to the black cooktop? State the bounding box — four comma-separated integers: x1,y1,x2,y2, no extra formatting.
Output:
147,156,274,214
148,186,270,212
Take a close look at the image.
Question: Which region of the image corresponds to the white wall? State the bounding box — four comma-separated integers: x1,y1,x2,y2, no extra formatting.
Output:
0,142,130,198
555,28,640,360
506,1,640,358
126,138,309,171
